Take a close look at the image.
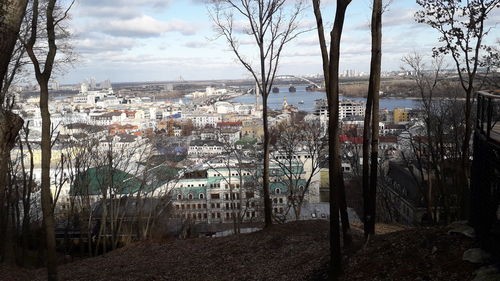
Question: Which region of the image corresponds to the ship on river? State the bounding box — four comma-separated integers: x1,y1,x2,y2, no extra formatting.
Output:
306,85,325,92
289,86,296,93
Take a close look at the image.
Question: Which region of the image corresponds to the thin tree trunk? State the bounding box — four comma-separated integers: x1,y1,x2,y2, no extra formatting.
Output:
39,82,58,280
362,98,372,236
262,95,272,228
366,0,382,236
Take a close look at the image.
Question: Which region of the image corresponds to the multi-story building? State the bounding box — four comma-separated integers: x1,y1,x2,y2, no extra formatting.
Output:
393,107,410,123
188,139,225,156
183,112,222,128
315,99,365,129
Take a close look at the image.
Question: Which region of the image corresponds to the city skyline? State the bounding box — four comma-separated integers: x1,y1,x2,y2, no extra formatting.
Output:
56,0,500,84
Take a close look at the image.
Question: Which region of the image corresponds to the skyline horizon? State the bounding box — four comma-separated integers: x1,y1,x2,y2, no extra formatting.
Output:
45,0,499,85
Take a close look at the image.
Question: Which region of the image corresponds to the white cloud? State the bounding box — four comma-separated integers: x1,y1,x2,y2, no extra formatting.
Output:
94,16,198,38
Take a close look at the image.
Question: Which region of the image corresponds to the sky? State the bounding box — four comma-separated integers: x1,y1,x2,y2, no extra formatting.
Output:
56,0,500,84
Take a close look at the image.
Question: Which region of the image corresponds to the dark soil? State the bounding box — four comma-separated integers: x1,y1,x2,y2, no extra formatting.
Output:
0,221,476,281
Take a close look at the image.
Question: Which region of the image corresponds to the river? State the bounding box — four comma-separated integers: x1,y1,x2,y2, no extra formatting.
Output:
231,86,418,112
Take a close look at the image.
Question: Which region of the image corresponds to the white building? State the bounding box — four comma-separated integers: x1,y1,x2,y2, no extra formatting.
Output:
315,99,365,128
188,139,225,156
183,112,222,128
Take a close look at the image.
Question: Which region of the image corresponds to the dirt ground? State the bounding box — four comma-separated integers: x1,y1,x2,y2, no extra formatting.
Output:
0,220,477,281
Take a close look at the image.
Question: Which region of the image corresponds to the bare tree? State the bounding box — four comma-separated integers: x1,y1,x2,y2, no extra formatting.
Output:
270,121,326,221
209,0,305,228
401,52,446,224
416,0,500,217
0,0,28,262
23,0,74,279
312,0,353,277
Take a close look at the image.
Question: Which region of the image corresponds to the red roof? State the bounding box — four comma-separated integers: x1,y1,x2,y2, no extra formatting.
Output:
379,135,398,143
339,134,363,144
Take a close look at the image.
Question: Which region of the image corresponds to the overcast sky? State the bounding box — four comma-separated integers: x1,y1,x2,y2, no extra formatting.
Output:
56,0,500,84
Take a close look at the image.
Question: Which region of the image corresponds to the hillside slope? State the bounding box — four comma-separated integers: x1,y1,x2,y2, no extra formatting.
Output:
0,221,476,281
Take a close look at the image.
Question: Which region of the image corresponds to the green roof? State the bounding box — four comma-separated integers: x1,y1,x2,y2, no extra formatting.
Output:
152,165,182,185
71,166,150,196
235,137,257,145
270,179,307,194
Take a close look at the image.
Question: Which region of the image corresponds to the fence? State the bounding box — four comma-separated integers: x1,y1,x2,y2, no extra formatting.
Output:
471,90,500,258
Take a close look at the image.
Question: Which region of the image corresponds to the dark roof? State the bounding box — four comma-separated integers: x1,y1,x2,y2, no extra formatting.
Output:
190,139,224,147
380,135,398,143
386,162,424,206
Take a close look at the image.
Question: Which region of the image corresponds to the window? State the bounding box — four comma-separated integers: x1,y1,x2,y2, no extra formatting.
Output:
203,204,207,209
275,188,281,194
216,203,220,208
199,193,205,199
273,198,277,204
188,194,193,200
198,204,202,209
211,193,220,199
279,198,283,204
177,194,182,200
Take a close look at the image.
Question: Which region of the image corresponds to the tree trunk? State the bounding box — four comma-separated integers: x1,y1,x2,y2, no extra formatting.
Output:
362,95,372,236
328,0,351,277
365,0,382,236
0,0,29,89
262,95,272,228
39,82,58,281
0,0,29,263
0,110,23,261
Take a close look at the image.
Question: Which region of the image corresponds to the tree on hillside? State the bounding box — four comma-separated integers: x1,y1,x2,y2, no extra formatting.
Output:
401,52,445,224
270,121,327,221
415,0,500,218
209,0,305,228
23,0,74,279
362,0,382,238
312,0,353,277
0,0,29,263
